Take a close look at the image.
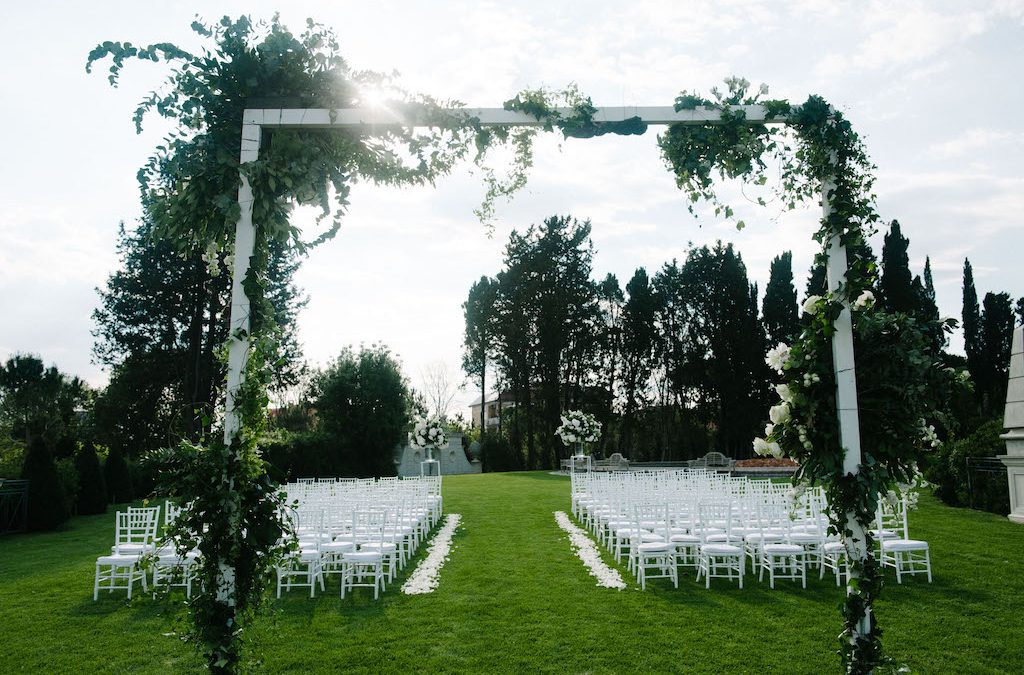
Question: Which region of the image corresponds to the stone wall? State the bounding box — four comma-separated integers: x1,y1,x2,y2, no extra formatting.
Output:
395,433,482,477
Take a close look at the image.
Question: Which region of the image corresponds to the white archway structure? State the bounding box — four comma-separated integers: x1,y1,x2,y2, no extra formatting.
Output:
226,104,869,635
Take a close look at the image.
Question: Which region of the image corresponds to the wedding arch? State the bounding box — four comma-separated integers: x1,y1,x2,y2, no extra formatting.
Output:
89,17,945,675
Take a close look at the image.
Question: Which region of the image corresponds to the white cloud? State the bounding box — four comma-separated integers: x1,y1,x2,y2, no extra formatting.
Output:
928,128,1024,159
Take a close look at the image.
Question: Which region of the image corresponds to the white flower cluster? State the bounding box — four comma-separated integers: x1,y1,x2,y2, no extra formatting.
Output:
554,511,625,590
202,241,221,277
785,483,808,520
919,419,941,449
765,342,792,374
854,290,875,309
753,437,784,458
802,294,822,315
885,471,931,511
201,241,234,278
411,418,448,449
802,372,821,387
401,514,461,595
556,410,601,447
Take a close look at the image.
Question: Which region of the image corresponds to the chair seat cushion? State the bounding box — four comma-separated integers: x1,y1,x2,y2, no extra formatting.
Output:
701,544,742,556
360,542,397,552
637,542,672,553
882,539,928,551
823,541,846,553
788,533,822,544
706,533,743,544
321,542,357,553
670,534,700,544
763,543,804,555
343,551,383,562
97,554,141,565
744,533,783,544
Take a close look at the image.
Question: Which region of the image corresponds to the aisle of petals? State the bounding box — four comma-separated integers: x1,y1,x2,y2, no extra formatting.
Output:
554,511,626,590
401,514,461,595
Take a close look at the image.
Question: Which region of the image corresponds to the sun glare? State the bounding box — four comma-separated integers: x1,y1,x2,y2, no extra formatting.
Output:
360,86,389,108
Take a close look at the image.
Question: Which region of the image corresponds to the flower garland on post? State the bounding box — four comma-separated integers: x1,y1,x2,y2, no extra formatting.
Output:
87,16,526,672
658,78,951,673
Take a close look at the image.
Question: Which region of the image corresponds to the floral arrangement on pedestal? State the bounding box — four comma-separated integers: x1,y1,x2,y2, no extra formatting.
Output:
556,410,601,454
411,418,448,460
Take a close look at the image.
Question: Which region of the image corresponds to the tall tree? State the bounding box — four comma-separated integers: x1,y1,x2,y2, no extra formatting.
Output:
879,220,916,313
311,345,412,478
761,251,800,347
593,274,624,455
490,215,598,469
962,258,983,384
1015,297,1024,327
92,219,306,455
619,267,658,453
977,292,1016,412
678,242,767,457
0,354,88,447
462,276,498,435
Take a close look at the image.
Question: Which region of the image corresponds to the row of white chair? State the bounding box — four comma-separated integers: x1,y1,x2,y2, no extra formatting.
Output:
572,469,931,590
276,476,443,600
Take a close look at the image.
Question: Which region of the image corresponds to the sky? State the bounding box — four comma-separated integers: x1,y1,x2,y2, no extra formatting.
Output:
1,0,1022,416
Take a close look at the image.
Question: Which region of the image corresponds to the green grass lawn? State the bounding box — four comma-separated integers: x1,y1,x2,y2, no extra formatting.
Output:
2,471,1023,673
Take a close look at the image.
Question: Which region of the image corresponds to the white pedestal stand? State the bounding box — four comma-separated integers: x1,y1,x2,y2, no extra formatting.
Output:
420,448,441,478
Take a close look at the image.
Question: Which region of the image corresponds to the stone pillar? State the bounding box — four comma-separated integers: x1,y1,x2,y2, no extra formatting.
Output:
999,326,1024,524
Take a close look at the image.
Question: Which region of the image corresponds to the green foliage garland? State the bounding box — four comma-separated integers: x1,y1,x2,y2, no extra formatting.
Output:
658,77,951,673
90,16,944,673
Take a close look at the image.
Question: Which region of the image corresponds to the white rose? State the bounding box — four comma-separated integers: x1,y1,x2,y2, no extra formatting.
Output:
764,423,774,436
766,343,791,373
769,403,791,425
752,437,770,456
767,442,783,458
775,383,794,403
802,295,822,315
854,290,874,309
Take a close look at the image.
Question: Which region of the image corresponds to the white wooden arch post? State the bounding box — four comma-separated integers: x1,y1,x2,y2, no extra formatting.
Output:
226,105,866,632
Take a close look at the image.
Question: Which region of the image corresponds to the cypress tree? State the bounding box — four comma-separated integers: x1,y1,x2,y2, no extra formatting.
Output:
75,443,108,515
762,251,800,346
962,258,983,382
879,220,916,313
21,435,69,531
104,445,134,504
978,292,1015,412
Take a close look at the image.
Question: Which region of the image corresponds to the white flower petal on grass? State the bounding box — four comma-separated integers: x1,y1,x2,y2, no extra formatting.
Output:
401,514,461,595
554,511,626,590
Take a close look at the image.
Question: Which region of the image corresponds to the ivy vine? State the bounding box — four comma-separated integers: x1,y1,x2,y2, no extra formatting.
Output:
91,14,947,673
659,77,953,673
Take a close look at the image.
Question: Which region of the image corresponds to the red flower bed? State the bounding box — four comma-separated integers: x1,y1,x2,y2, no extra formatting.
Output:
735,458,799,468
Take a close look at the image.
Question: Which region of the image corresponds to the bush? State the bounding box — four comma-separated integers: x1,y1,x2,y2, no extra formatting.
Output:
481,435,523,473
312,345,410,477
128,456,158,498
925,418,1009,515
55,457,80,517
104,446,133,504
0,437,25,479
75,443,108,515
20,436,69,531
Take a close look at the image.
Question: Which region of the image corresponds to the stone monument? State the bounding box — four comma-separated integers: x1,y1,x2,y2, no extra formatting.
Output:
999,325,1024,524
